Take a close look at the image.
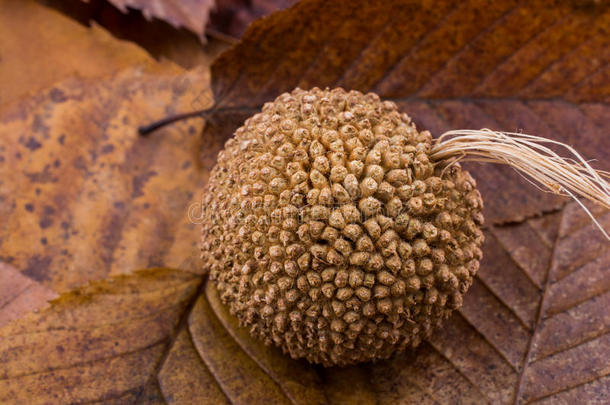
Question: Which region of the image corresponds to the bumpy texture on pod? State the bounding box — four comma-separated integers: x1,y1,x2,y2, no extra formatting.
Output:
201,88,485,366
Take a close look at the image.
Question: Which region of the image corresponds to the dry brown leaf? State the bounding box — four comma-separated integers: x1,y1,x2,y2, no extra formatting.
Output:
155,2,608,401
208,0,610,224
208,0,298,39
0,67,216,294
92,0,216,38
0,0,177,112
0,268,202,403
157,326,230,404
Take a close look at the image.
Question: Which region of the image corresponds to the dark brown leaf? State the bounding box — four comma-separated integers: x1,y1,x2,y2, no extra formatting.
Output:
208,0,298,39
87,0,216,38
208,0,610,223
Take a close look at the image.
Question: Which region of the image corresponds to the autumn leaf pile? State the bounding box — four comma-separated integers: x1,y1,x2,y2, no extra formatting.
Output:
0,0,608,404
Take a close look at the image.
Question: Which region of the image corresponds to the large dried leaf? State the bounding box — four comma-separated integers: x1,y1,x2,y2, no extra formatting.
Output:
0,0,176,112
0,67,217,294
158,2,610,395
208,0,610,223
0,268,202,403
92,0,216,38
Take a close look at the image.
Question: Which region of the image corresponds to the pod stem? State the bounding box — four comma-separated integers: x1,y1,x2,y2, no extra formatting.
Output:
431,129,610,240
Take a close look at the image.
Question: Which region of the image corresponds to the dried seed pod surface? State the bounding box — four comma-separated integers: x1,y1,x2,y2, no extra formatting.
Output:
201,88,484,366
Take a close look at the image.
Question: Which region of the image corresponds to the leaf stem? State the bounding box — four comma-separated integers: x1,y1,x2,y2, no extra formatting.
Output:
138,108,212,136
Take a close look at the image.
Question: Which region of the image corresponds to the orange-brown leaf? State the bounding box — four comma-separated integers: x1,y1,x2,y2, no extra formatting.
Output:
98,0,216,38
0,67,215,293
208,0,298,39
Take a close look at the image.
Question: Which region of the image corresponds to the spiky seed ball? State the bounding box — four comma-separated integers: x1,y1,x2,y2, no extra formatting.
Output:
201,88,484,366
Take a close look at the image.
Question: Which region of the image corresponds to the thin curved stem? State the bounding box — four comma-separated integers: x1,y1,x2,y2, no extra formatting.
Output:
138,108,211,136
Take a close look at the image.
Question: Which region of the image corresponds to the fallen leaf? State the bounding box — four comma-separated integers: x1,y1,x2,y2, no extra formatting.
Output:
43,0,231,69
0,268,202,404
0,0,176,112
0,67,217,293
0,262,57,328
208,0,610,224
157,326,230,404
208,0,298,39
92,0,216,38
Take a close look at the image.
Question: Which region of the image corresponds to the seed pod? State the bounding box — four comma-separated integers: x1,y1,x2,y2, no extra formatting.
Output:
200,88,485,366
198,88,610,367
